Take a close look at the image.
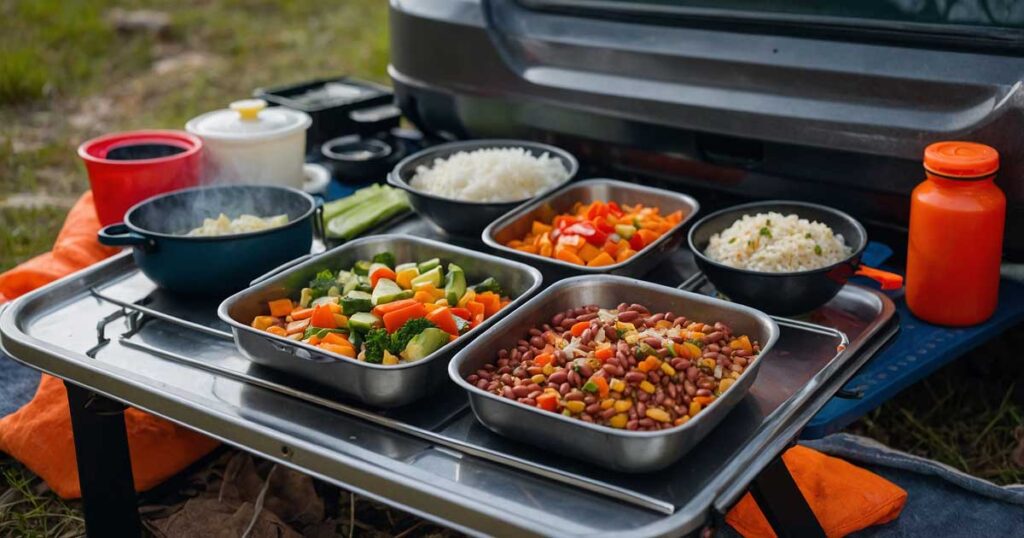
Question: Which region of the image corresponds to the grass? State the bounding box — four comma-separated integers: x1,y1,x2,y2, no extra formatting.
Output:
0,0,1022,534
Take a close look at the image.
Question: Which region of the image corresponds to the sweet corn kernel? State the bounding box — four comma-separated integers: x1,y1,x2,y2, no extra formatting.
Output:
700,358,717,369
609,378,626,393
660,363,676,376
609,414,628,428
645,408,671,423
655,320,673,329
719,378,736,393
542,363,555,376
614,399,633,412
674,416,690,426
640,380,656,394
531,374,546,384
565,400,586,414
600,398,615,409
689,401,702,417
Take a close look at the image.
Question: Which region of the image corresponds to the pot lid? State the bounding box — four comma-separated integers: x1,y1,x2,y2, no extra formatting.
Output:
185,99,311,142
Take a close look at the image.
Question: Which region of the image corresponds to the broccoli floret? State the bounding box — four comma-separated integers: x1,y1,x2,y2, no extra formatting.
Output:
308,269,336,299
371,251,396,268
390,318,437,354
363,328,391,364
470,277,502,295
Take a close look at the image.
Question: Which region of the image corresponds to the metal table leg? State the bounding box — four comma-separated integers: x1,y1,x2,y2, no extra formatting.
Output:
65,382,142,538
749,454,826,538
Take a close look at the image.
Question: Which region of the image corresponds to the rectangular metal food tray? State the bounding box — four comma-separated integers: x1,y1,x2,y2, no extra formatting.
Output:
219,234,543,408
0,214,898,536
482,179,699,278
451,275,779,472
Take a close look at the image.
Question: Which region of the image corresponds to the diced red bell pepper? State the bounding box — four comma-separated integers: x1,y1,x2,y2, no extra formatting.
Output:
450,307,472,320
629,232,646,251
466,301,485,328
586,202,609,221
594,219,615,234
553,215,577,230
310,304,338,329
536,392,558,411
382,302,428,333
607,201,624,217
426,307,459,336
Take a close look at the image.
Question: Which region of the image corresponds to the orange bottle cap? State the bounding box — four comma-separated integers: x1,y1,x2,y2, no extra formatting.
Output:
924,141,999,178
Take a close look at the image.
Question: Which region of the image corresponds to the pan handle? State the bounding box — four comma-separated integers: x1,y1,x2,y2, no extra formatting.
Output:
855,266,903,291
98,224,153,250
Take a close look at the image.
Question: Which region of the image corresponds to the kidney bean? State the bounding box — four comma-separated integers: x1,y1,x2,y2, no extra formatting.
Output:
520,350,534,362
512,385,532,398
643,336,662,348
580,328,592,344
601,407,618,420
698,379,715,389
529,336,544,348
628,303,649,313
636,402,646,417
684,379,697,396
625,372,646,384
637,392,649,402
663,397,675,408
579,414,594,423
520,398,536,406
664,312,675,321
475,379,488,389
638,418,655,428
696,388,712,397
602,364,619,376
646,313,665,325
626,420,639,430
731,364,743,372
527,390,543,400
668,383,678,398
487,381,499,391
719,357,732,369
560,319,576,330
559,382,571,395
526,366,542,376
670,358,687,370
584,396,597,405
655,393,666,405
565,390,584,401
551,313,565,326
502,386,514,399
704,331,724,344
548,370,568,385
578,364,594,379
686,366,700,381
733,356,748,366
467,374,479,383
706,343,720,353
617,310,639,322
673,317,687,327
566,370,579,387
585,403,602,415
604,326,617,340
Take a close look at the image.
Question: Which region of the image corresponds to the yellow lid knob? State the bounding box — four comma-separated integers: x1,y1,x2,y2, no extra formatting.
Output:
230,99,267,121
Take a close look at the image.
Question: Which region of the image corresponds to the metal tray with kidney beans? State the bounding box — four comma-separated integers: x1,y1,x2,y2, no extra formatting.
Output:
449,275,779,472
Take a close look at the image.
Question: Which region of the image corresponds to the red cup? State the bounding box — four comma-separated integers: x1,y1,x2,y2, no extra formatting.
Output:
78,130,203,226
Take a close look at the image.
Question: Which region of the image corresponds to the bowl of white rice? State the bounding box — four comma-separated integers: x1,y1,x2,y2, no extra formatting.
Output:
688,201,900,315
388,139,577,234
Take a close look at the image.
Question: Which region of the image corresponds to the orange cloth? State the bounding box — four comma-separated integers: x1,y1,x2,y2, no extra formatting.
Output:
726,445,907,538
0,191,219,498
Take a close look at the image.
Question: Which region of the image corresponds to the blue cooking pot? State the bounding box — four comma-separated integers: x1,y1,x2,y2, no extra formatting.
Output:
98,185,317,296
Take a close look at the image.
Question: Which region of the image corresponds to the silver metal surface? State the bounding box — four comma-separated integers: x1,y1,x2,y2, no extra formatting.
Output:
0,225,897,537
218,234,543,408
482,179,700,278
449,275,780,472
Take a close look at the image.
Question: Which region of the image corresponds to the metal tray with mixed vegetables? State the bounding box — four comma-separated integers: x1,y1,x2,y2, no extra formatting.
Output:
250,251,511,365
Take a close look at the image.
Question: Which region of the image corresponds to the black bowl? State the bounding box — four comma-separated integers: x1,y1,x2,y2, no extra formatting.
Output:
687,201,868,316
321,135,396,182
387,139,578,236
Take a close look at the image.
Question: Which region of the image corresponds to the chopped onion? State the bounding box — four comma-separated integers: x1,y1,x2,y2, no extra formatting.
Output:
597,309,617,323
594,327,607,343
714,365,723,379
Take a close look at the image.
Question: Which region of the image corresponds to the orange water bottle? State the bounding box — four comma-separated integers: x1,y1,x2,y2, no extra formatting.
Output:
906,141,1005,326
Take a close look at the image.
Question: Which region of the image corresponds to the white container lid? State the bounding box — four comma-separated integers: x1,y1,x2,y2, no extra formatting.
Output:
185,99,311,142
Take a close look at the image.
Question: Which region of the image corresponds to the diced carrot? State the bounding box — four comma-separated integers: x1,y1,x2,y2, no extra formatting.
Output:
577,242,601,263
539,243,553,257
637,355,661,373
307,335,321,346
268,299,293,317
592,376,609,398
290,307,314,320
475,291,501,317
322,332,350,346
326,302,342,314
531,221,553,236
266,325,287,336
369,267,397,288
251,315,279,331
534,353,555,366
616,249,637,263
665,210,684,223
570,321,590,337
554,244,584,265
310,305,337,329
413,290,434,303
586,252,616,267
451,307,472,320
515,245,539,254
536,392,558,411
729,335,753,354
286,318,310,335
395,268,419,289
594,345,614,361
319,342,355,357
680,342,702,359
426,307,460,336
382,302,428,333
372,298,419,317
602,240,619,256
637,229,660,245
333,313,348,328
693,396,716,406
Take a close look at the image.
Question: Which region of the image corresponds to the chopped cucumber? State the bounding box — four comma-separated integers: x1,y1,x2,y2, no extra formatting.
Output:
411,266,442,288
371,278,406,305
299,288,314,308
311,295,340,307
444,263,467,306
371,252,396,268
395,262,417,273
401,328,450,361
348,312,382,333
352,260,372,276
417,258,441,274
341,290,373,315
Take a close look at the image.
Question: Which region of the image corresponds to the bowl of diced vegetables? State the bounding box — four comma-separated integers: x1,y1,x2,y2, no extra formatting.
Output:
218,235,544,407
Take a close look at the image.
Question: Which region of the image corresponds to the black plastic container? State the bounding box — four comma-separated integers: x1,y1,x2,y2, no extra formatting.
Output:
321,135,397,183
254,77,394,155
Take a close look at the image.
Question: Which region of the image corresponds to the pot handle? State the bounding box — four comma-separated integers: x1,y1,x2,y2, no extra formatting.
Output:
249,254,314,287
855,266,904,291
98,224,149,248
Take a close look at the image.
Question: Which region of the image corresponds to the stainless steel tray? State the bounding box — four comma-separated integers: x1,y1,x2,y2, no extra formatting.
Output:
482,179,699,279
219,235,543,408
0,215,897,537
451,275,779,472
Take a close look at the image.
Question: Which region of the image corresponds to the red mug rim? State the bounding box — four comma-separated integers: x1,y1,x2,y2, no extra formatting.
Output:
78,129,203,166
